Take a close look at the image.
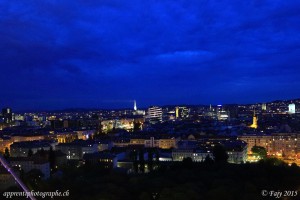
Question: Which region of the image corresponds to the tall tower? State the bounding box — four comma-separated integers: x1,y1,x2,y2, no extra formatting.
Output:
175,107,179,119
249,110,258,129
134,100,137,111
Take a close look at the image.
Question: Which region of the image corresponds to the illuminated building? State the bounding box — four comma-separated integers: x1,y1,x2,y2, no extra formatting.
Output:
0,137,13,152
172,140,247,164
83,152,118,168
55,132,78,143
175,106,190,119
147,106,163,124
130,138,145,145
172,148,212,162
130,137,177,149
101,119,134,133
113,138,130,147
238,133,300,159
96,140,113,151
268,133,299,157
217,110,229,120
238,135,271,154
12,135,46,143
249,110,258,129
289,103,296,114
262,103,267,111
158,138,177,149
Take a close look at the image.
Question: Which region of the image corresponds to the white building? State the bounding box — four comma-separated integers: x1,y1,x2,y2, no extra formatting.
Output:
289,104,296,114
147,106,163,124
172,149,213,162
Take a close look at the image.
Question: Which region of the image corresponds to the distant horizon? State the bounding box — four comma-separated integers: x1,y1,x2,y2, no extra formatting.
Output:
6,97,299,113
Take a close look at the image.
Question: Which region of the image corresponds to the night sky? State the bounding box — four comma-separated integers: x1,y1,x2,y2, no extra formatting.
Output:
1,1,300,110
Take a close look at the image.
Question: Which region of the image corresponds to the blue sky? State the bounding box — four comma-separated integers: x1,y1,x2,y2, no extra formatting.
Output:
1,0,300,110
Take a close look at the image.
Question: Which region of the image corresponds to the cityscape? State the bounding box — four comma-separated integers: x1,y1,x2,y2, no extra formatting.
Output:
1,99,300,199
1,0,300,200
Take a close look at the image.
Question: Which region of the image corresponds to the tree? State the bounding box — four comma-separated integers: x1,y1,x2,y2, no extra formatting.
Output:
204,154,214,164
148,148,154,172
155,149,160,166
40,148,45,157
25,169,44,188
134,122,142,132
182,157,193,169
259,157,286,166
28,149,33,157
4,147,10,160
212,144,228,163
49,146,56,171
130,150,138,173
251,146,267,159
139,149,145,173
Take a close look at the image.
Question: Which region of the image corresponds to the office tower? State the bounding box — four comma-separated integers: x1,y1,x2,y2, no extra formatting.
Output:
262,103,267,111
175,106,190,119
289,104,296,114
147,106,163,124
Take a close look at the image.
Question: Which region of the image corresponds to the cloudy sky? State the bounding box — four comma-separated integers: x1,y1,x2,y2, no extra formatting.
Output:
1,0,300,110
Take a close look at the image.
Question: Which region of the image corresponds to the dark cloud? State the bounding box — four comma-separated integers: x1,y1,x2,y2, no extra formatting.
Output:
0,0,300,110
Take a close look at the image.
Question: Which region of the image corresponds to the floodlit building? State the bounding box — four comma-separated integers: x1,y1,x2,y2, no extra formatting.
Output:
238,133,300,158
175,107,190,119
147,106,163,124
262,103,267,111
249,110,258,129
130,137,177,149
172,148,212,162
101,119,135,133
289,104,296,114
83,152,117,168
173,140,247,164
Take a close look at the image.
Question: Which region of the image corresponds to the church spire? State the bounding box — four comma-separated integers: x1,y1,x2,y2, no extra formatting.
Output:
134,100,137,111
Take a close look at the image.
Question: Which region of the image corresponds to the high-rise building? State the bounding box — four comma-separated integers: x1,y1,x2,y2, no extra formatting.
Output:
147,106,163,124
289,104,296,114
2,108,12,123
175,106,190,119
262,103,267,111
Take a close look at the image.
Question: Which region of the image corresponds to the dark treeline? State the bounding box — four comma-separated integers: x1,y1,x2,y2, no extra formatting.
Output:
4,158,300,200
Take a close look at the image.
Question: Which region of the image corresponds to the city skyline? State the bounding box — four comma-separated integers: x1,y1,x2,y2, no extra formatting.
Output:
1,1,300,110
2,97,299,113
